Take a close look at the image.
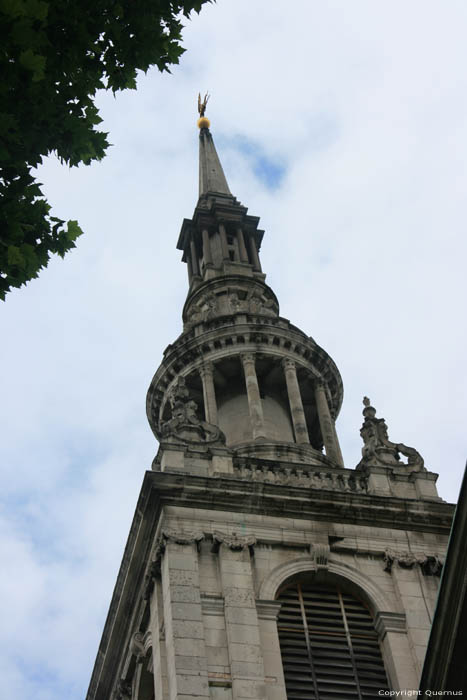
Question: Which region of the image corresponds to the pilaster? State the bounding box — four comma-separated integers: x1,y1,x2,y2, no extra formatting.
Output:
160,531,210,700
149,578,169,700
375,612,420,691
256,601,287,700
213,533,266,700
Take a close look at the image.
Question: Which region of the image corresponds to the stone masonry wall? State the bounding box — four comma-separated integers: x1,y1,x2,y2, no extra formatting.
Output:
146,505,449,700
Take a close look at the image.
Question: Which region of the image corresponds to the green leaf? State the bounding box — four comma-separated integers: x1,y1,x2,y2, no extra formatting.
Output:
19,49,46,81
7,245,26,268
66,220,83,242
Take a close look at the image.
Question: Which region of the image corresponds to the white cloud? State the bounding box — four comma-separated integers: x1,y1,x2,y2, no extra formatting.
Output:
1,1,466,696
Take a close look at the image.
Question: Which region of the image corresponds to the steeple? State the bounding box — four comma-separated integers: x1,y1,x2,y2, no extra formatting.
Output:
197,91,231,197
150,100,346,461
176,108,266,301
88,101,451,700
198,127,231,197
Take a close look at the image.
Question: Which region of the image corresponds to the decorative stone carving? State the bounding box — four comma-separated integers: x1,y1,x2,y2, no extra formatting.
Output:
144,529,204,599
383,549,395,572
310,542,330,569
186,291,219,324
232,462,369,493
129,631,145,661
162,528,204,551
358,397,425,472
247,288,277,316
114,680,132,700
160,376,225,445
228,291,241,313
397,553,418,569
185,285,278,325
211,531,256,553
418,554,443,576
383,548,444,576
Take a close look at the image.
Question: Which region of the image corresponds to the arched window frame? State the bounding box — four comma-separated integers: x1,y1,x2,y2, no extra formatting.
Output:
257,557,419,693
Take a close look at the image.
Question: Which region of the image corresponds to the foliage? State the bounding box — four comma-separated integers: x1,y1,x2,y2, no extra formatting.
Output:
0,0,208,300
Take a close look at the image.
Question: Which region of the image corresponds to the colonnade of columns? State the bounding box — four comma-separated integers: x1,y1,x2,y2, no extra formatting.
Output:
195,355,343,465
186,224,262,282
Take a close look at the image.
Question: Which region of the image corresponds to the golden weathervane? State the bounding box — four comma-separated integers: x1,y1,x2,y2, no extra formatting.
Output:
197,92,211,129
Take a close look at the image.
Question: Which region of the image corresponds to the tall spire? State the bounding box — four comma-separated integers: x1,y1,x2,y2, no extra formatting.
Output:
198,127,232,196
197,93,231,197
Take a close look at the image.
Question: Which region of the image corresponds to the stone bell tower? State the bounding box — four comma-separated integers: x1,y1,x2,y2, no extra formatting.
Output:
87,106,454,700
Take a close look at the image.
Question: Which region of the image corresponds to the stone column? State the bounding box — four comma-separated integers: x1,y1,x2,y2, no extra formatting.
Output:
199,362,217,425
219,223,229,260
160,530,210,700
236,227,249,263
241,353,266,440
249,235,262,272
201,228,212,266
314,381,344,466
213,533,266,700
190,238,200,277
282,358,310,444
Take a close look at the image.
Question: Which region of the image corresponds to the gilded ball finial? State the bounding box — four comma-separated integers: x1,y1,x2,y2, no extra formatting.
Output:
197,92,210,129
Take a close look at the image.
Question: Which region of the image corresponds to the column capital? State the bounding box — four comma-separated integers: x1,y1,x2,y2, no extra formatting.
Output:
162,528,204,550
211,530,256,554
240,352,256,366
281,357,296,371
198,361,214,378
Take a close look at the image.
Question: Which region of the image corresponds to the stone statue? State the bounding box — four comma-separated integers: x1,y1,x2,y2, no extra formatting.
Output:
358,397,425,471
161,376,225,445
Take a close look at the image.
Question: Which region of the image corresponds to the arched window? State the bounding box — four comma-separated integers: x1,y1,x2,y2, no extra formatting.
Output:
276,578,390,699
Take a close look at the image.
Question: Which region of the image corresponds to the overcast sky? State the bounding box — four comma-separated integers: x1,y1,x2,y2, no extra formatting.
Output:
1,1,466,697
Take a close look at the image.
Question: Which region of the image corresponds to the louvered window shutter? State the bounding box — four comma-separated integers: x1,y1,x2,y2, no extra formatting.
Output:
277,581,390,699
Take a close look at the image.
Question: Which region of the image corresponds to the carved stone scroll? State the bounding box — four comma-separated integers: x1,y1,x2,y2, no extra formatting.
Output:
129,632,145,662
310,543,330,570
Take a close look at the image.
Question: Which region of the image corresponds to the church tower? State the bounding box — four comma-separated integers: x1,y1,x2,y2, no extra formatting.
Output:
87,107,454,700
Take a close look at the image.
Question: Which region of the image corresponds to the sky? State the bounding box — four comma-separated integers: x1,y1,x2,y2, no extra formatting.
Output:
1,1,467,697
